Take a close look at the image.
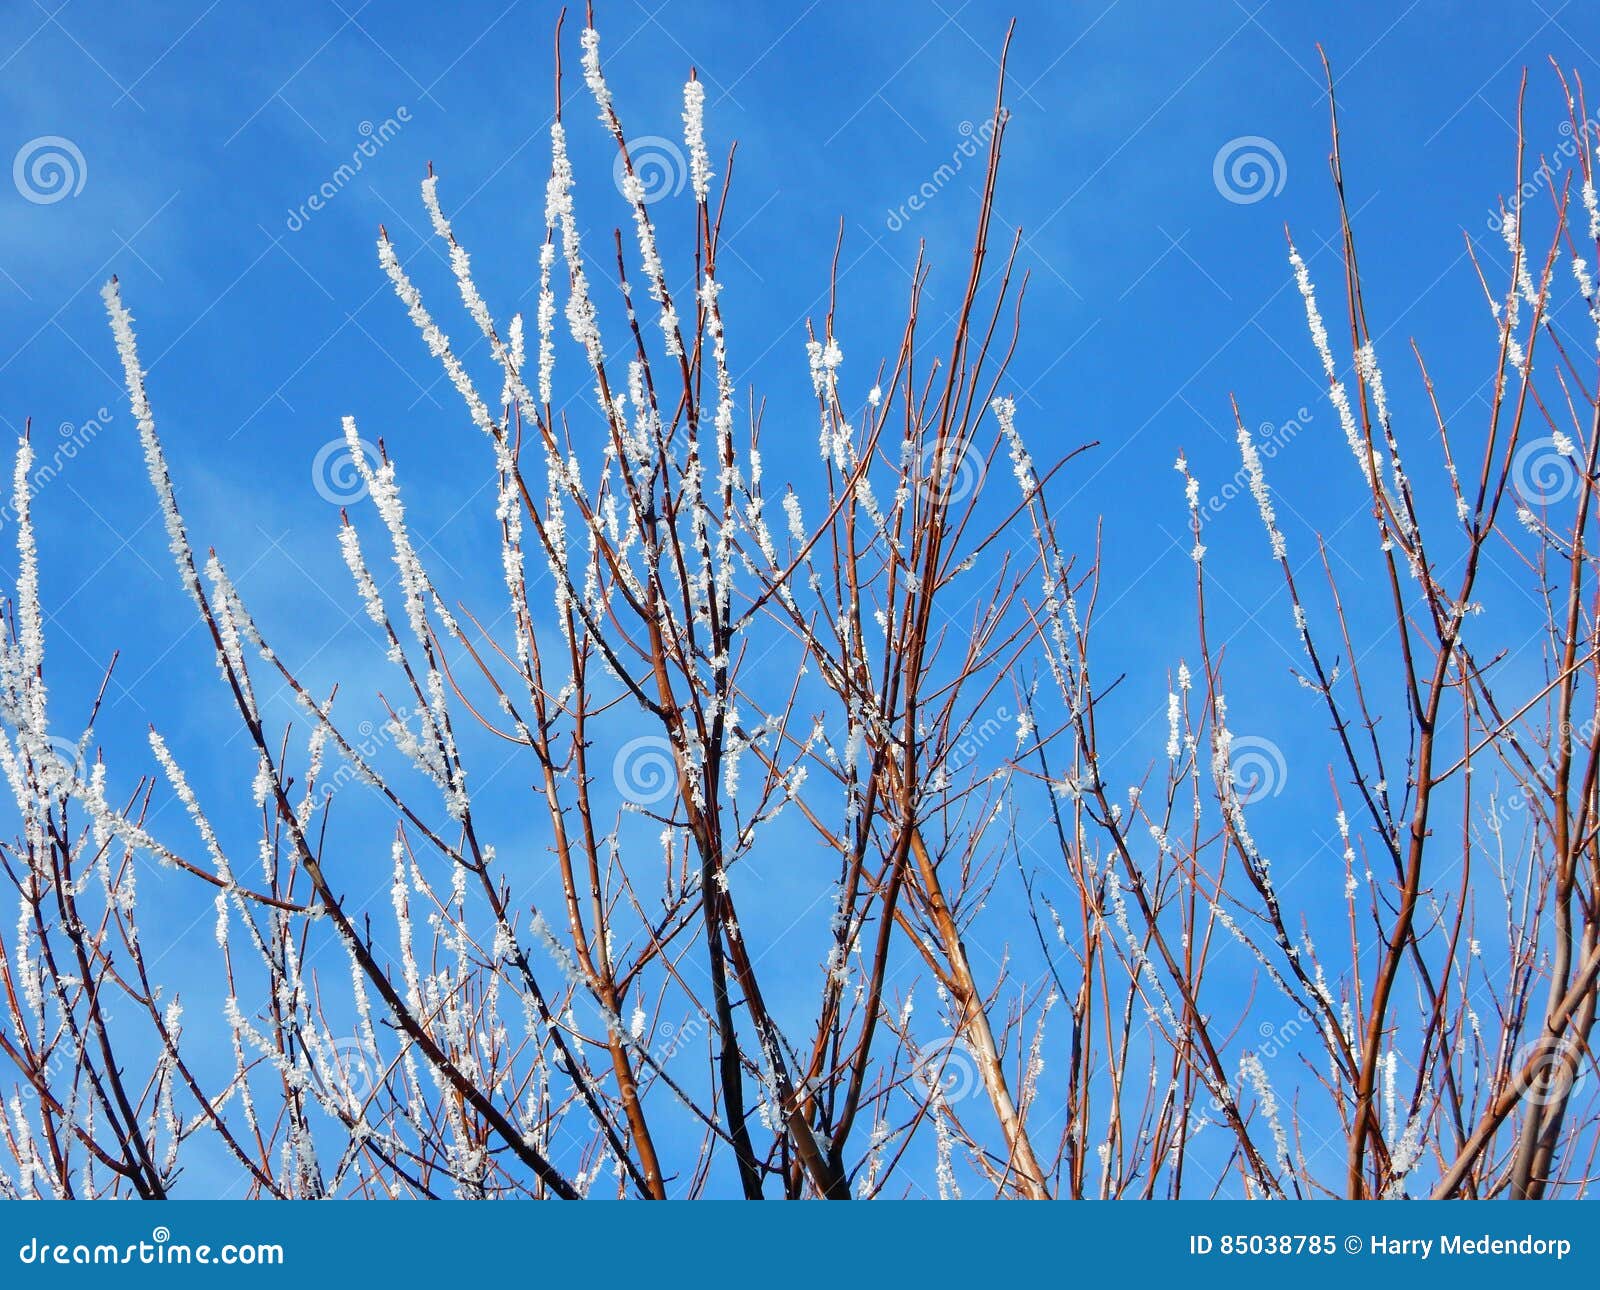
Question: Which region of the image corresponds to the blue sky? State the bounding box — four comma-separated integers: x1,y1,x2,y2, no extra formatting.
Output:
1,0,1598,1196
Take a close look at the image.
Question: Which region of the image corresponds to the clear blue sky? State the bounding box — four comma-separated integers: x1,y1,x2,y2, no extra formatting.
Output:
1,0,1597,1195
